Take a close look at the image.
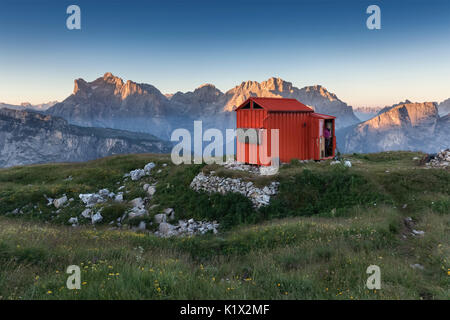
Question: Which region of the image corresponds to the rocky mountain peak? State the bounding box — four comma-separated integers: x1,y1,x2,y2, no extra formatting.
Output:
170,83,225,107
340,102,443,153
261,77,295,93
303,85,338,101
71,73,165,102
102,72,121,82
193,84,223,98
73,78,91,96
197,83,217,89
363,102,438,131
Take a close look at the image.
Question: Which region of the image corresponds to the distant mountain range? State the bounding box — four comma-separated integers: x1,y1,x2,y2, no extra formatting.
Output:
46,73,361,140
0,108,171,167
1,73,449,167
339,102,450,153
0,101,58,112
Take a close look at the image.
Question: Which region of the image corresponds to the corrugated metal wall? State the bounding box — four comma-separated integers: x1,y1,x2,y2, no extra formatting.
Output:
236,108,267,164
236,109,335,165
265,112,311,163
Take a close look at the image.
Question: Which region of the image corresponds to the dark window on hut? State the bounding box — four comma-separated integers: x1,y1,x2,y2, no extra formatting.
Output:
241,102,251,109
253,102,263,109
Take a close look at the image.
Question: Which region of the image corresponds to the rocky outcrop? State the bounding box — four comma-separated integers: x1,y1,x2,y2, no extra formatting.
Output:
424,149,450,168
190,171,279,208
340,102,449,153
0,108,171,167
155,219,220,237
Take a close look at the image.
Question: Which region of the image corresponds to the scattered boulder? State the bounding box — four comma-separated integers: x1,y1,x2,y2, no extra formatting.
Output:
344,160,352,168
403,217,425,238
130,169,146,181
79,193,106,207
91,212,103,224
53,195,68,208
164,208,175,220
147,185,156,196
154,213,167,224
410,263,425,270
81,208,92,219
68,217,78,225
158,222,172,236
128,197,148,219
138,221,147,231
130,197,144,207
98,189,110,197
144,162,156,173
114,193,124,203
44,195,53,206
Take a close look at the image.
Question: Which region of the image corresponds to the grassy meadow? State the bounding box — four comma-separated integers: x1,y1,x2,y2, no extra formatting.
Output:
0,151,448,299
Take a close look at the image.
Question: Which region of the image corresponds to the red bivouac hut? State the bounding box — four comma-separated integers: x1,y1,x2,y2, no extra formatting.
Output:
235,97,336,165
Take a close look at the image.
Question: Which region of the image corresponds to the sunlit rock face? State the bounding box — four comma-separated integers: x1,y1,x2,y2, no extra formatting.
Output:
340,102,449,153
0,108,171,167
223,78,360,128
47,73,174,138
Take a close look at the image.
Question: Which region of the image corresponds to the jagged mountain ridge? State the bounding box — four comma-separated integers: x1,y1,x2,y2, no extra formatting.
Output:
339,102,449,153
47,72,175,138
0,108,172,168
222,77,360,128
47,73,361,139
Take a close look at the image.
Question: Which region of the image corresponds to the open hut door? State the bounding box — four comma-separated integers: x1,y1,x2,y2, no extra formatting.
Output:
318,119,325,158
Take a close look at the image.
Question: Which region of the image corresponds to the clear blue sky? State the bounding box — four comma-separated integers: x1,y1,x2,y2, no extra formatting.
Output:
0,0,449,107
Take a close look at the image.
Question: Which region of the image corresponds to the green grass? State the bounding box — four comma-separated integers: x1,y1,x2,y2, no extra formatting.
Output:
0,151,448,299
